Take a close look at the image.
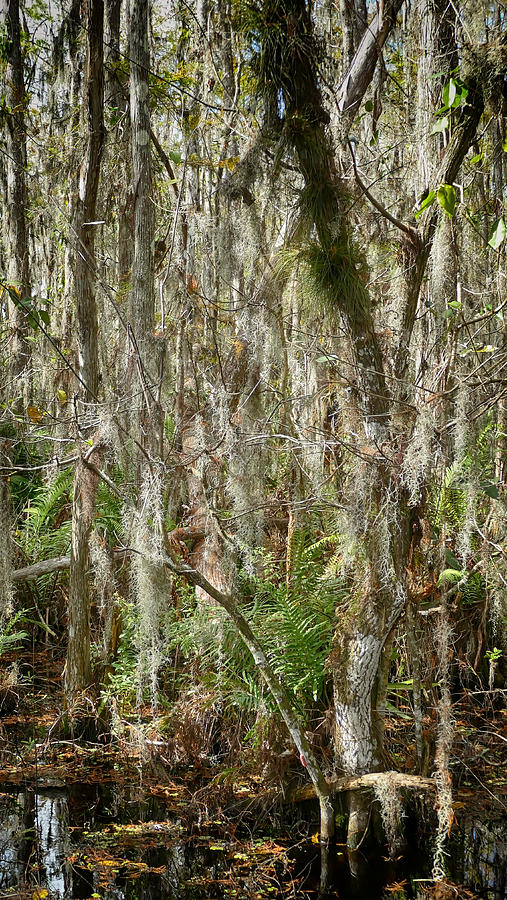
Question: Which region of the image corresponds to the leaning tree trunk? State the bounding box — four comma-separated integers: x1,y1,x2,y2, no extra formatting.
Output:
1,0,32,395
251,0,483,850
252,0,399,848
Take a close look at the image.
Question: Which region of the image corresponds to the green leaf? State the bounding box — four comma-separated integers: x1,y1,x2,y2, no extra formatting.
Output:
482,483,500,499
488,217,506,250
437,183,456,218
385,700,412,720
415,189,435,218
441,78,468,111
448,300,461,309
168,150,181,164
39,309,50,326
452,83,468,108
442,78,456,109
502,133,507,152
445,549,461,569
364,99,373,112
469,152,482,164
431,115,449,135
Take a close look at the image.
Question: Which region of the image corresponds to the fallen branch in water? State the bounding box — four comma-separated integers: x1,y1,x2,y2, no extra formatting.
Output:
291,771,435,802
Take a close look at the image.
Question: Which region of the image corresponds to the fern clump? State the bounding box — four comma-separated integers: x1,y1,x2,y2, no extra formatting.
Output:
18,468,73,561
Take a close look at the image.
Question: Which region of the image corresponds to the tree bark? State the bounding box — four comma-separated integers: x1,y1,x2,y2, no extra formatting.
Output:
73,0,105,401
129,0,155,353
66,0,105,710
1,0,32,392
65,449,101,703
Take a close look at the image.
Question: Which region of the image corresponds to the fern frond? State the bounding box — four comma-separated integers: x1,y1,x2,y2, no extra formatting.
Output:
19,469,73,560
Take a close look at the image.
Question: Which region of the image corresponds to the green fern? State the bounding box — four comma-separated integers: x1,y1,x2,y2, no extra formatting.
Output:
430,462,466,531
18,468,73,561
437,568,464,587
95,468,125,544
166,531,345,716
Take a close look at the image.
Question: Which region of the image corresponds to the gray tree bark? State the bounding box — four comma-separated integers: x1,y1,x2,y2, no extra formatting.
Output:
65,0,105,710
129,0,155,352
73,0,105,401
1,0,32,393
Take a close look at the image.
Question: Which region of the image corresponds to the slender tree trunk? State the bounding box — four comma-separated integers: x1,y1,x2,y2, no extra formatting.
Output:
165,553,335,843
73,0,105,400
65,0,105,710
1,0,32,393
129,0,161,460
65,456,98,701
129,0,154,352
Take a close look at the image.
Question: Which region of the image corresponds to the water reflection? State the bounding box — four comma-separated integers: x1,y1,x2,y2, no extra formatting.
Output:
450,819,506,900
0,782,505,899
0,788,69,896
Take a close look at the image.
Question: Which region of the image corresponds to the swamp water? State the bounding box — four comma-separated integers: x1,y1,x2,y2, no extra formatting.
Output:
0,780,505,899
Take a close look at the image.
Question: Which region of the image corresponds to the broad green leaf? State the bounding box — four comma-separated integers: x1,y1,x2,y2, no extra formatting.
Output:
168,150,181,164
442,78,456,108
39,309,50,326
437,183,456,218
488,217,506,250
482,483,500,499
452,82,468,108
469,152,482,164
415,189,435,218
364,99,373,112
431,115,449,135
503,133,507,152
448,300,461,309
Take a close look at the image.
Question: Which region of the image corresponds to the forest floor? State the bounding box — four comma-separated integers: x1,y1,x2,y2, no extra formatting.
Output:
0,645,506,899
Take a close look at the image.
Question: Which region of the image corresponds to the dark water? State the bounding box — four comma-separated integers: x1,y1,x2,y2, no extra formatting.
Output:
0,780,505,899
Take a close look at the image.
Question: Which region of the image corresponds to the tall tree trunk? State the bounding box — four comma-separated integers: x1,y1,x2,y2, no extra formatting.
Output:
73,0,104,400
129,0,161,459
65,453,100,702
66,0,105,710
129,0,155,354
252,0,482,849
1,0,32,394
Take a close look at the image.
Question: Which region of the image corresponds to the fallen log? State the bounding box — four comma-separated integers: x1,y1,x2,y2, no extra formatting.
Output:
12,556,71,582
11,529,207,583
291,771,435,802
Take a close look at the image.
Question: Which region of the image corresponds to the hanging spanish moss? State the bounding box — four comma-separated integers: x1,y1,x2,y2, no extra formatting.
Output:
373,773,405,857
0,475,14,619
401,402,438,506
128,468,169,712
432,596,455,881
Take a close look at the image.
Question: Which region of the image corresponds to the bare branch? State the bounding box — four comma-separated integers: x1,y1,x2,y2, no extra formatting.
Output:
337,0,405,124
